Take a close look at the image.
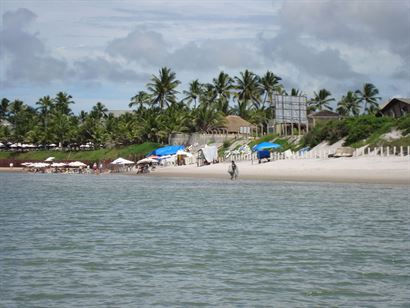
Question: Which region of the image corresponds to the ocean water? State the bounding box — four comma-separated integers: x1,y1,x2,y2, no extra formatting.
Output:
0,173,409,307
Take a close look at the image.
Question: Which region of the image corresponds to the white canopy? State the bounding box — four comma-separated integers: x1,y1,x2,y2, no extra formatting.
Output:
200,145,218,163
0,142,4,147
68,161,87,167
50,162,67,167
21,162,32,166
137,158,158,164
45,157,55,162
110,157,135,165
48,143,57,147
31,162,50,168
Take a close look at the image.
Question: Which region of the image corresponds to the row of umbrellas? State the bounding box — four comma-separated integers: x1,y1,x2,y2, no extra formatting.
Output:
22,161,87,168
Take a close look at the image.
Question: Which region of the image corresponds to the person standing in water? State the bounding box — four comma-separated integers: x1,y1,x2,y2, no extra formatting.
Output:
228,160,238,180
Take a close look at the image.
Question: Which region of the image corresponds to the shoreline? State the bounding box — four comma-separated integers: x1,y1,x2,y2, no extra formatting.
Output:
1,157,409,185
147,156,410,185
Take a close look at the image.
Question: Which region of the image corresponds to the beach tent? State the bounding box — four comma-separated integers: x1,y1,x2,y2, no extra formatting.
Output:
148,145,184,157
110,157,135,165
199,145,218,163
252,142,281,151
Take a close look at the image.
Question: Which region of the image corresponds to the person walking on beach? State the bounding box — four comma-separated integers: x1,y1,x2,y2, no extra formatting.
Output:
228,160,238,180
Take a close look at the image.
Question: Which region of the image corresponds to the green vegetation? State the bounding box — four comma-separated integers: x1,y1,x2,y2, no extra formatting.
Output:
0,142,159,161
301,114,410,148
1,65,386,150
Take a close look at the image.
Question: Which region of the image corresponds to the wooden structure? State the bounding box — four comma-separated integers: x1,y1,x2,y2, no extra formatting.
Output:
377,98,410,118
223,115,256,135
308,110,340,128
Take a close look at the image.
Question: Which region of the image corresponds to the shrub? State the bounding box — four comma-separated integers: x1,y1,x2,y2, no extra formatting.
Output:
397,114,410,135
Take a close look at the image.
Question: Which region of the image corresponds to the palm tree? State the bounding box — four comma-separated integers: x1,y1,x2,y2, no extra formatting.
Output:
260,71,282,119
54,92,74,115
0,98,10,120
36,95,54,127
289,88,305,97
260,71,282,105
147,67,180,109
234,70,262,118
309,89,335,112
91,102,108,120
355,83,381,114
129,91,152,110
183,80,202,109
213,72,234,114
192,104,225,132
198,83,217,109
337,91,360,116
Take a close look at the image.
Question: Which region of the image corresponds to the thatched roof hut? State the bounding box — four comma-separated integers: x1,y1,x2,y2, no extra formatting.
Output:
223,115,256,134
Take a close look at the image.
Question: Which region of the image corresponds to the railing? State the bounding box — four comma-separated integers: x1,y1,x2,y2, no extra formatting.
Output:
219,145,410,163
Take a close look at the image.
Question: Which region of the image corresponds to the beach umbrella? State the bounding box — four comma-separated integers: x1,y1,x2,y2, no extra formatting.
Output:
31,162,50,168
0,142,4,148
21,162,33,166
252,142,281,152
50,162,67,167
68,161,87,167
45,157,55,162
48,143,57,147
110,157,135,165
137,158,158,164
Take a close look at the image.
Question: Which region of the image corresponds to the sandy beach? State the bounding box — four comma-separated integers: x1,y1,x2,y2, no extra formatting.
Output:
149,156,410,185
0,167,24,173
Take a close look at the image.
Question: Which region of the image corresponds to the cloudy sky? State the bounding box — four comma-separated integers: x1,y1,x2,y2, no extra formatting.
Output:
1,0,409,113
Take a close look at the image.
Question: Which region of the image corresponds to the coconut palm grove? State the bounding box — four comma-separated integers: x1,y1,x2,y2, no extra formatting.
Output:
0,66,390,150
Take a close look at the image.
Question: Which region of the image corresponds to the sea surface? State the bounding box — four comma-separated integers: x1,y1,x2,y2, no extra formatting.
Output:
0,173,409,307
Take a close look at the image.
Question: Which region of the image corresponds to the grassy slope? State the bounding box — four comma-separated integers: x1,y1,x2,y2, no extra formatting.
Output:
0,142,159,161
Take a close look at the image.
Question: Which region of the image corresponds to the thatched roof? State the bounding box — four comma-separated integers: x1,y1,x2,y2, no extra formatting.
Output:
308,110,340,118
223,115,256,133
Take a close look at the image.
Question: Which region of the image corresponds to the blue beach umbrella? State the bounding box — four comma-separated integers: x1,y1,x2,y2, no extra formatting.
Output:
252,142,281,152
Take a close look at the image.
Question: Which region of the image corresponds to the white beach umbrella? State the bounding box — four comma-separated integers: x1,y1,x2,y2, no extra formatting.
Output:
31,162,50,168
50,162,67,167
110,157,135,165
137,158,157,164
48,143,57,147
45,157,55,162
68,161,87,167
0,142,4,147
21,162,33,166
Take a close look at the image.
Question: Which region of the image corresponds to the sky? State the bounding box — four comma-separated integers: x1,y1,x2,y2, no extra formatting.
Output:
1,0,409,113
